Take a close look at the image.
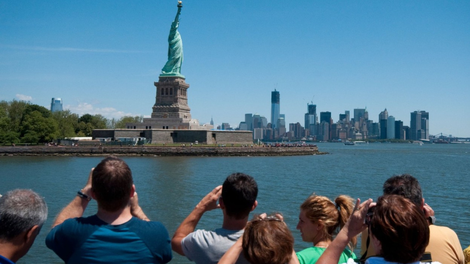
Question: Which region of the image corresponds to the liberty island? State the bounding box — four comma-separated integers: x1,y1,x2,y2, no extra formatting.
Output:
91,2,257,146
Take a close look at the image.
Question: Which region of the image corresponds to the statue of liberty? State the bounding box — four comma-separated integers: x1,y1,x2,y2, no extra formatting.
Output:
161,1,184,78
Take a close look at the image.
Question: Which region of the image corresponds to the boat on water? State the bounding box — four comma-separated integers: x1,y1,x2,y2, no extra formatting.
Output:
344,141,355,145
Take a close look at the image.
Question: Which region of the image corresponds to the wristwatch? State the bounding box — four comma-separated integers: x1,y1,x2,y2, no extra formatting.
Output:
428,216,436,225
77,190,91,201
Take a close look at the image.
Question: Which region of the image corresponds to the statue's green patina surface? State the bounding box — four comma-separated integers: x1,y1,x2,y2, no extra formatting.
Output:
160,2,184,78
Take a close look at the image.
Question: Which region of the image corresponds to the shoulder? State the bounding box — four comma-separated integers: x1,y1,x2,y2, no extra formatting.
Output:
296,247,325,264
48,215,101,236
130,218,167,229
126,218,171,239
429,224,457,234
297,247,325,255
0,255,14,264
429,224,460,241
182,229,243,263
182,229,218,244
45,215,104,262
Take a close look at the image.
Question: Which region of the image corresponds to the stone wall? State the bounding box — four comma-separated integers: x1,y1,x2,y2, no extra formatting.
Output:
114,130,145,138
0,145,323,157
150,130,176,143
210,131,253,145
92,129,253,145
92,129,115,139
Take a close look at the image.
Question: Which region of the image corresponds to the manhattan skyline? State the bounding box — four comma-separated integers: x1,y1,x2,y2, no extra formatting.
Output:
1,1,469,137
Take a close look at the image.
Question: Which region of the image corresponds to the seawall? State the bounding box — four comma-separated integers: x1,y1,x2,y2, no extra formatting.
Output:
0,145,325,157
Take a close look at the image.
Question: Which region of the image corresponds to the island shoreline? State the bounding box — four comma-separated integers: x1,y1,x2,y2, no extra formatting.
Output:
0,145,326,157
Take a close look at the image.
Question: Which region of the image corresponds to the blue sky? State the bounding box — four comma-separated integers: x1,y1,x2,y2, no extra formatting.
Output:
1,1,469,137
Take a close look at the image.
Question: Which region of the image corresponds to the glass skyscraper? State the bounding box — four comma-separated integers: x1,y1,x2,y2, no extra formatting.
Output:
50,98,63,112
271,90,280,129
410,110,429,140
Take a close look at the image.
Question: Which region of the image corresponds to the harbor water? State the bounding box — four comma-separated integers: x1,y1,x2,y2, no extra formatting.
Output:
1,142,469,263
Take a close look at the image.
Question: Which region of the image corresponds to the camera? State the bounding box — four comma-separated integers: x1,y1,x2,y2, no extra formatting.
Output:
365,206,375,226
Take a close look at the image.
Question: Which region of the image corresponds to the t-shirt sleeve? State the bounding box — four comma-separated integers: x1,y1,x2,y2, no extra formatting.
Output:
181,231,200,261
45,219,79,262
295,250,308,264
132,220,173,264
447,228,464,264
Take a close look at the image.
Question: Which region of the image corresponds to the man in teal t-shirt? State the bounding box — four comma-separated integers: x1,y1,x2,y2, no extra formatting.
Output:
46,156,172,264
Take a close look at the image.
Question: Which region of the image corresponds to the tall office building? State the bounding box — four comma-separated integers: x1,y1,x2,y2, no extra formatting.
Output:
50,98,63,112
271,90,280,129
379,108,388,139
354,108,366,124
245,113,253,131
320,112,331,124
379,119,387,139
253,114,262,129
379,108,388,121
395,120,404,140
387,116,395,139
320,112,332,140
304,103,317,135
410,111,429,140
278,114,286,129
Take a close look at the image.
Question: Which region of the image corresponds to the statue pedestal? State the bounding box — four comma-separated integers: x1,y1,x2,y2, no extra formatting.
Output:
140,76,192,129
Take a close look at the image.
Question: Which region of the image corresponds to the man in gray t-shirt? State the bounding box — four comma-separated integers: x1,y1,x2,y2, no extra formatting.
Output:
171,173,258,264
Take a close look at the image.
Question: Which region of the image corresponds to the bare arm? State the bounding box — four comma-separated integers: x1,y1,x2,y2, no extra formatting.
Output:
130,191,150,221
316,198,372,264
52,168,93,228
218,236,243,264
171,185,222,256
289,250,300,264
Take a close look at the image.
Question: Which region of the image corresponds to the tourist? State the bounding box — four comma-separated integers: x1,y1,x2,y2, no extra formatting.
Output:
45,156,172,263
316,195,441,264
172,173,258,264
0,189,47,264
218,213,299,264
360,174,464,264
296,194,356,264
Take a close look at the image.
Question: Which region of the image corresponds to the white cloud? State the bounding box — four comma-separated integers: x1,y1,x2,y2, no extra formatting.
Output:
2,45,148,54
16,94,33,101
66,103,139,119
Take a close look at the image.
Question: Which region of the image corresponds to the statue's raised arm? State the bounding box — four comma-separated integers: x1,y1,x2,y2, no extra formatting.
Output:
161,1,184,78
175,2,182,22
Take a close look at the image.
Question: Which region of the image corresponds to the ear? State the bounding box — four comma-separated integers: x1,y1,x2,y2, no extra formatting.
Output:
371,233,382,254
24,225,40,243
91,189,97,200
316,220,324,230
130,184,136,198
219,197,225,209
421,198,425,210
250,200,258,212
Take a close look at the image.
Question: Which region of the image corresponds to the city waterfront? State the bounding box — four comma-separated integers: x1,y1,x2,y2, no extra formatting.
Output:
1,142,469,263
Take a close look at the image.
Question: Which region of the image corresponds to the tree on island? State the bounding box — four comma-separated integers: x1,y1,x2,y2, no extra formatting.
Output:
113,116,143,129
0,99,147,144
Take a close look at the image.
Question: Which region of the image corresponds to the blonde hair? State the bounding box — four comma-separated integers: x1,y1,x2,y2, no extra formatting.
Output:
300,194,356,248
